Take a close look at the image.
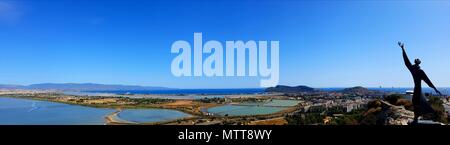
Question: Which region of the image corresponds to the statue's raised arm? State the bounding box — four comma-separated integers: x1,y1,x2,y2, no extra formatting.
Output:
398,42,412,70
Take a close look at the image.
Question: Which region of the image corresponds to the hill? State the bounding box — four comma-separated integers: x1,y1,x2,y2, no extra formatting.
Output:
341,86,383,96
342,86,370,95
265,85,317,93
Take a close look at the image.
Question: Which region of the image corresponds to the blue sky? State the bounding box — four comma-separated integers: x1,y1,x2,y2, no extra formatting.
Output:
0,0,449,88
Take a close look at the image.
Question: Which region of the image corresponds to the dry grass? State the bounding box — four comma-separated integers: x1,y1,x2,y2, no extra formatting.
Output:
84,98,118,104
164,100,194,107
248,117,288,125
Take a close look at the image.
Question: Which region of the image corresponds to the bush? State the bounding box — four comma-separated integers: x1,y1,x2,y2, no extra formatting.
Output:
384,94,403,105
360,113,378,125
286,113,324,125
396,99,413,111
423,96,448,123
331,116,359,125
367,100,381,109
326,106,346,116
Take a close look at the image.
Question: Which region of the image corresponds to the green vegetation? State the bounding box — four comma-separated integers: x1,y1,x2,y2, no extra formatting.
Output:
423,96,448,123
396,99,413,111
329,109,364,125
384,94,403,105
230,97,265,103
307,105,326,113
124,98,173,105
286,113,325,125
384,94,413,111
286,106,366,125
360,99,387,125
326,106,346,115
198,97,225,103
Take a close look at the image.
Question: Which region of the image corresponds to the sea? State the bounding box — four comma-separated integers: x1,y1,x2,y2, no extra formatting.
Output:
84,88,266,95
81,87,450,95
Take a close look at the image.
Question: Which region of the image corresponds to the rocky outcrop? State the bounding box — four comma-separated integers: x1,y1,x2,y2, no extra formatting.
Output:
379,100,414,125
368,100,445,125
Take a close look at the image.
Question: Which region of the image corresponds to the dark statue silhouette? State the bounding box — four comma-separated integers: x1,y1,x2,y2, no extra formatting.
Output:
398,42,442,124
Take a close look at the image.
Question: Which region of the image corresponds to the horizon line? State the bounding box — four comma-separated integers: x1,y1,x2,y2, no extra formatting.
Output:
1,82,450,89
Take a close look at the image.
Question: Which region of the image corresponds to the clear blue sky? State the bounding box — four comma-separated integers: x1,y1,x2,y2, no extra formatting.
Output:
0,0,449,88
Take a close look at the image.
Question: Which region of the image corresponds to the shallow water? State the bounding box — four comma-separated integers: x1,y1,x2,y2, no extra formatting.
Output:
117,109,190,123
0,97,190,125
0,97,114,125
240,99,300,107
86,88,265,95
207,105,286,116
207,100,299,116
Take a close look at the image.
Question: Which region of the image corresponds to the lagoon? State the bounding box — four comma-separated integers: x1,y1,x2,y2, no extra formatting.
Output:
207,99,299,116
240,99,301,107
0,97,191,125
207,105,285,116
117,109,190,123
0,97,114,125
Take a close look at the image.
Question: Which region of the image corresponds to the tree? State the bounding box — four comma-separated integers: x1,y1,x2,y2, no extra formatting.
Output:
396,99,413,111
384,94,403,105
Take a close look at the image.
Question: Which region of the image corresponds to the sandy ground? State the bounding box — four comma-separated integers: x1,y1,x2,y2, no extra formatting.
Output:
164,100,194,107
248,117,288,125
104,109,137,125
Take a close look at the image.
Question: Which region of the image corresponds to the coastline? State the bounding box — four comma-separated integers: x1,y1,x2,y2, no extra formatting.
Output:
104,109,137,125
1,93,299,125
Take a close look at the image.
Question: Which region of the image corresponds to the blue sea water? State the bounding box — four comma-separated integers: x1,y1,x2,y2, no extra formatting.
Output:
86,88,265,95
85,87,450,96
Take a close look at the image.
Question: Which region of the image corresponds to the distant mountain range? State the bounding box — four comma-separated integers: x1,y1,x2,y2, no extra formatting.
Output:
266,85,385,96
265,85,317,93
0,83,170,91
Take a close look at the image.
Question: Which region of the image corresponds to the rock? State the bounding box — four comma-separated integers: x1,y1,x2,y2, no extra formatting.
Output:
364,100,446,125
379,100,414,125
